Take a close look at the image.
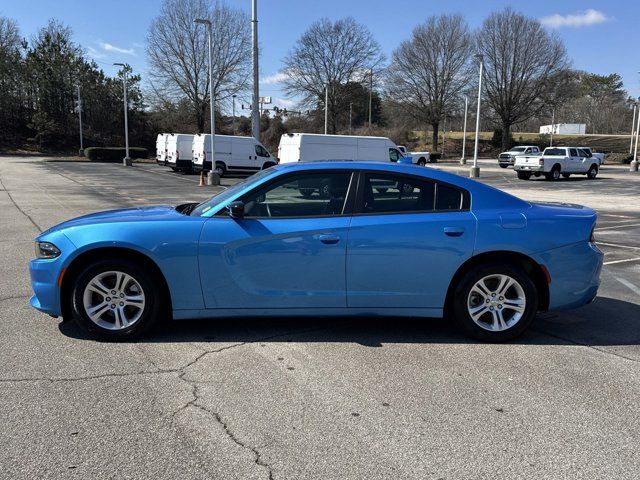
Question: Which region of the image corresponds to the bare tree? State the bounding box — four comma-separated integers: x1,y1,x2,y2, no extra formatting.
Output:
282,18,384,134
477,8,569,150
146,0,250,132
386,14,473,151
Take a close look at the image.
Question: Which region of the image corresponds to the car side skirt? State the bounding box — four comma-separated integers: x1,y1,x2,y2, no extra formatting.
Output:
172,307,444,320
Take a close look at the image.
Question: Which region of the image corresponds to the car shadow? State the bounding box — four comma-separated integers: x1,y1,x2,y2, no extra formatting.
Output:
58,296,640,348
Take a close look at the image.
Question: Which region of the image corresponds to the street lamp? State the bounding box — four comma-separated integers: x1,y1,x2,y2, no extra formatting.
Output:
194,18,216,178
470,54,483,178
232,94,237,135
113,63,130,166
632,109,640,172
460,96,468,165
630,104,637,155
75,84,84,156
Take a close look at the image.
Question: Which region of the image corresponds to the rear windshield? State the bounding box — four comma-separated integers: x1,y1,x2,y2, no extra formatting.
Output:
543,148,566,156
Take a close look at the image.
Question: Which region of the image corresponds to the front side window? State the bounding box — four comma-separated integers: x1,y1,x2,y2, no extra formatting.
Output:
255,145,270,157
389,148,401,162
570,148,578,157
359,173,467,214
242,172,353,218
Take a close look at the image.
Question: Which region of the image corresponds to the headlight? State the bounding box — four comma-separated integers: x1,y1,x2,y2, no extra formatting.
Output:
35,241,61,259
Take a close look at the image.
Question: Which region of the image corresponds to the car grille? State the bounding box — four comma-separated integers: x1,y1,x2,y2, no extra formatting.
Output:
499,154,512,159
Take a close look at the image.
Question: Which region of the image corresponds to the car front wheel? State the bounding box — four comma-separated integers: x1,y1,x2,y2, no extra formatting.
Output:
71,259,163,340
587,164,598,179
452,264,538,342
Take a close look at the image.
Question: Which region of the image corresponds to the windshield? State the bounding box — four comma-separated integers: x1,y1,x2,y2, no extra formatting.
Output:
190,168,274,216
510,147,526,152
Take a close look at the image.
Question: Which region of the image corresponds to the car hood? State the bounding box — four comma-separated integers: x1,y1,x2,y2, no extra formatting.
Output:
40,205,182,235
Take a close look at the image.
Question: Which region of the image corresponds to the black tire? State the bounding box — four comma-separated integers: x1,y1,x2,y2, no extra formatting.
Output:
418,158,427,166
299,188,314,198
214,163,226,177
71,259,165,340
562,173,571,178
452,263,538,342
499,163,508,168
545,165,561,181
375,188,388,194
587,164,598,179
170,167,179,172
516,171,531,180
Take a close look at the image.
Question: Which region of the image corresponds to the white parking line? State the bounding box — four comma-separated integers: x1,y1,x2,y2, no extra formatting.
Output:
596,223,640,231
614,276,640,294
604,257,640,266
597,242,640,250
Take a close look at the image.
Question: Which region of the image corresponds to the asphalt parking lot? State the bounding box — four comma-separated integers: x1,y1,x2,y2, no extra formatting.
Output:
1,156,639,479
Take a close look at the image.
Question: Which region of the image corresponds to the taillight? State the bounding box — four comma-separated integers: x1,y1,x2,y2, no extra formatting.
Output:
538,158,544,165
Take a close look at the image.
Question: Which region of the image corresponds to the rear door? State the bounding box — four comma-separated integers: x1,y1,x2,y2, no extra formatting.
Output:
568,148,580,172
347,171,476,309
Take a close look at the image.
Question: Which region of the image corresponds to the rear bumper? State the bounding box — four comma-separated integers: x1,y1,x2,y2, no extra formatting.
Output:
514,165,544,172
193,161,212,172
534,241,604,310
167,159,193,170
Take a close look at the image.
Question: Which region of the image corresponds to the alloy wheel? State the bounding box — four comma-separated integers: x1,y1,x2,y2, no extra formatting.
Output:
467,274,526,332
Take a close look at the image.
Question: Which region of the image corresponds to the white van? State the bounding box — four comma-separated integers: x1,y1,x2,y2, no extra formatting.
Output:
277,133,407,164
155,133,169,165
166,134,195,171
192,134,275,177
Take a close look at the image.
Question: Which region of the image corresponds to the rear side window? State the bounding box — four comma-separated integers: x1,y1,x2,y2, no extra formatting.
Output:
359,173,468,214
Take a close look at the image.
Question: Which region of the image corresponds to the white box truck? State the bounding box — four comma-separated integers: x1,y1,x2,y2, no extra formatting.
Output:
277,133,407,164
191,134,275,177
155,133,169,165
166,134,195,172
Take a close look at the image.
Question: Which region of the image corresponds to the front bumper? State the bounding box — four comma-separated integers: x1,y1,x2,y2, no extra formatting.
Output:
498,157,515,165
534,241,604,310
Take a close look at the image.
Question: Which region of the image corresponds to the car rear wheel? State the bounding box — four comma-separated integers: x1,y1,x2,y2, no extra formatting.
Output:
516,171,531,180
71,259,163,340
418,158,427,166
214,163,226,177
545,166,561,181
452,264,538,342
587,164,598,179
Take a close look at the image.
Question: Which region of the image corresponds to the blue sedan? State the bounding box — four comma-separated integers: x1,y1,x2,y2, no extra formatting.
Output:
29,161,603,341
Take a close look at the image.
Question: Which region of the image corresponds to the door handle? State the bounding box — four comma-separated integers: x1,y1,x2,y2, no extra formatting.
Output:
318,234,340,245
444,227,464,237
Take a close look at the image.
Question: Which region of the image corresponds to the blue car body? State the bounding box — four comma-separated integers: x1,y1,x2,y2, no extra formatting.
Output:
29,161,603,322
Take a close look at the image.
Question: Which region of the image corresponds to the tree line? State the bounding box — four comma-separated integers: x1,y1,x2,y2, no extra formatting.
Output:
0,3,636,155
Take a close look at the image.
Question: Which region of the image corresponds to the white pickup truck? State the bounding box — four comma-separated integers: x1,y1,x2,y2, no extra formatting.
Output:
398,145,431,165
498,145,540,168
577,147,605,165
513,146,601,181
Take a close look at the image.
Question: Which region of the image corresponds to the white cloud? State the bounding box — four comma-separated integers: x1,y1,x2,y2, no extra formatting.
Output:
86,46,106,60
540,9,610,28
99,42,135,55
261,71,289,85
275,97,297,109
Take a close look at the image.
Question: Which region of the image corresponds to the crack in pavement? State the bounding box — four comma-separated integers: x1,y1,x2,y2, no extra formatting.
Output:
0,175,42,232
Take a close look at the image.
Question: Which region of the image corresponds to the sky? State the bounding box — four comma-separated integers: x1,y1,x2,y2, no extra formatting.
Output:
2,0,639,113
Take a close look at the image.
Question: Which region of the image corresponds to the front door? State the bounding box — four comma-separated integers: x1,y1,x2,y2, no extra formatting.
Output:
347,172,476,308
198,170,355,309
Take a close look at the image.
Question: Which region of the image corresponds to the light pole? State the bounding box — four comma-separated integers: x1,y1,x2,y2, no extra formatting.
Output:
113,63,130,166
251,0,260,140
232,94,237,135
368,68,373,128
324,85,328,135
630,104,637,155
470,54,483,178
76,84,84,156
632,109,640,172
550,108,555,147
349,102,353,134
460,96,468,164
194,18,216,177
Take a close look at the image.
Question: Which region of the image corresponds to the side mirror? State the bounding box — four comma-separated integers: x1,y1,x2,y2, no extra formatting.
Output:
227,201,245,219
